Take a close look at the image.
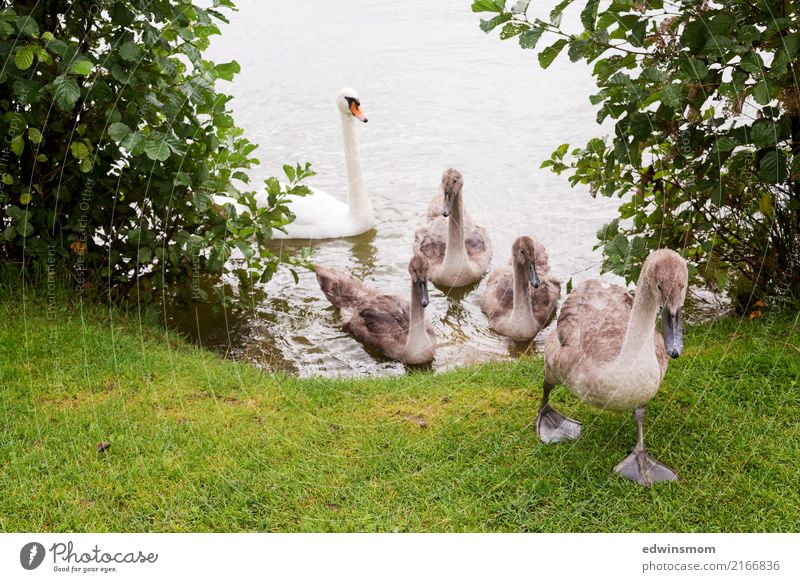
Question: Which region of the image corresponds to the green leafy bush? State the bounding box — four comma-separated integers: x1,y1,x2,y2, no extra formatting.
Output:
0,1,311,303
478,0,800,309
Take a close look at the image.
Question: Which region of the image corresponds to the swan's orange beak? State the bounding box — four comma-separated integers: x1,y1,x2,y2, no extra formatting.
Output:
350,101,368,123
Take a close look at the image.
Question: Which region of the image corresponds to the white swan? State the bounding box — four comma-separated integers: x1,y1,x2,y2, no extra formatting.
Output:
215,88,374,240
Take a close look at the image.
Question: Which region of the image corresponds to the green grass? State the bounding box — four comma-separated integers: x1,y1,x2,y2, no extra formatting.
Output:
1,282,798,532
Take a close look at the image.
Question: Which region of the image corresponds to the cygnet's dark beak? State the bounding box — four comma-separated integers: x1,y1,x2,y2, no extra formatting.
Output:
525,259,540,289
662,307,684,359
441,194,453,218
417,279,429,308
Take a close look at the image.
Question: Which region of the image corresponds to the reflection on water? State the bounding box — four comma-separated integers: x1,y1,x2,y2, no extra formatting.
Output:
170,0,640,376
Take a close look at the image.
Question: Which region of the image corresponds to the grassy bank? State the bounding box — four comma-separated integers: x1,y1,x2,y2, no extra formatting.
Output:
1,283,798,532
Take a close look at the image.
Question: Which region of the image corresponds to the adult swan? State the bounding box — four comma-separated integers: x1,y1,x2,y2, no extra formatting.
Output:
217,88,374,240
273,88,373,239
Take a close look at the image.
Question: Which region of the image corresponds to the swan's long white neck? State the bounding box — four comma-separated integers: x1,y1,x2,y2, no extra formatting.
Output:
616,274,659,364
340,112,372,222
405,280,430,355
443,192,468,267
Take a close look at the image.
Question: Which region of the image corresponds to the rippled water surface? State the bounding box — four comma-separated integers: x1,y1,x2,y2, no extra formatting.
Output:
172,0,628,376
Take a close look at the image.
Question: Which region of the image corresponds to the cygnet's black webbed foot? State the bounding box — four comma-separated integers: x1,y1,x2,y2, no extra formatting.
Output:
613,449,678,487
536,403,582,444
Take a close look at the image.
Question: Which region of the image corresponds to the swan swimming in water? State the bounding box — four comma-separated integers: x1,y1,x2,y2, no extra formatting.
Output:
538,249,689,486
215,88,374,240
414,168,492,288
481,235,560,340
314,255,436,365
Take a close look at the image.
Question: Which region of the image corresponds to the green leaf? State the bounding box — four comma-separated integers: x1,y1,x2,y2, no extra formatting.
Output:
627,113,651,140
213,114,234,128
0,13,14,37
629,20,647,47
121,131,144,153
750,120,778,148
51,76,81,110
519,27,544,49
18,217,34,237
45,38,68,57
538,39,568,69
195,24,221,38
758,150,787,183
680,20,707,52
138,246,153,264
500,22,527,40
145,140,171,162
118,41,140,62
28,127,42,145
605,233,629,260
758,193,774,218
15,45,35,69
713,268,728,291
739,52,764,75
480,13,512,33
580,0,599,31
70,141,90,159
174,172,192,187
16,14,39,38
710,136,737,154
751,81,772,106
13,79,40,104
708,14,735,35
783,31,800,59
568,39,586,62
471,0,504,13
111,3,134,26
11,135,24,156
659,84,685,108
214,60,241,81
679,56,708,81
71,58,93,76
107,122,132,143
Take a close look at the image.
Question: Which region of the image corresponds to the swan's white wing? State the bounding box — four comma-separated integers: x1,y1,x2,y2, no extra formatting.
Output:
279,187,348,229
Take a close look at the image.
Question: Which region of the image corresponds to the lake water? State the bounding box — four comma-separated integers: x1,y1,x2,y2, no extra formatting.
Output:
173,0,626,376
